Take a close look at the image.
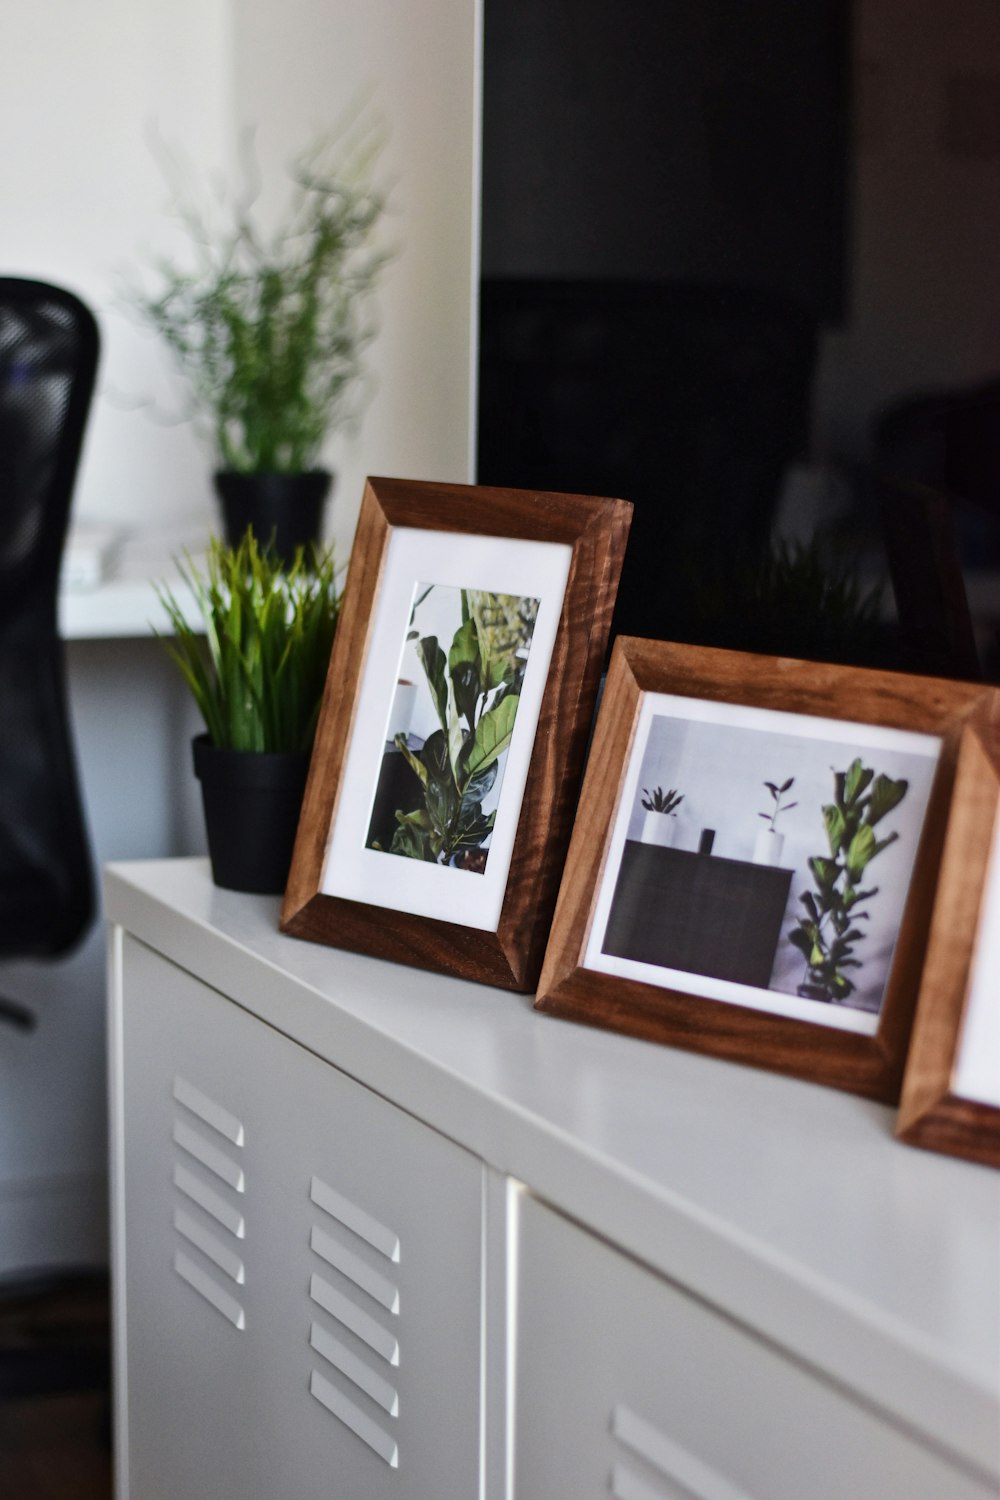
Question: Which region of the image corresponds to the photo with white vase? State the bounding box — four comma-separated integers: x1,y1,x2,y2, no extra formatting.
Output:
752,776,796,865
752,826,786,865
642,809,679,847
639,786,684,848
587,695,940,1025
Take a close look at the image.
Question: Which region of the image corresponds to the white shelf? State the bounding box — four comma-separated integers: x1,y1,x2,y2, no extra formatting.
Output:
59,526,209,640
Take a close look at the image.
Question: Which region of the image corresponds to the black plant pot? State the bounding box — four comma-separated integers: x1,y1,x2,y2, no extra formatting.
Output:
797,978,835,1003
193,734,310,894
213,470,332,564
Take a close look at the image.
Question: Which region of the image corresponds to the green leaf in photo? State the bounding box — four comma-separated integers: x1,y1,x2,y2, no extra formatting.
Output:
415,635,449,735
867,773,909,827
463,692,520,783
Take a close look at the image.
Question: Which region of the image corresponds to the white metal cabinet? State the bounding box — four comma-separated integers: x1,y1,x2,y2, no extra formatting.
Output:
512,1193,995,1500
116,934,482,1500
107,859,1000,1500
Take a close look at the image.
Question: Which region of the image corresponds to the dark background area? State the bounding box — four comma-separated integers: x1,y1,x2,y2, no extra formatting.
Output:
476,0,1000,671
479,0,849,315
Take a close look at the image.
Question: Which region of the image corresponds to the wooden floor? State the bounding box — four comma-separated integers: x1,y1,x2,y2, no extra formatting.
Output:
0,1274,113,1500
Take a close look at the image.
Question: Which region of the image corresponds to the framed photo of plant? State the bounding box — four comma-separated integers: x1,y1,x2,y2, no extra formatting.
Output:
281,476,632,989
536,638,1000,1101
897,723,1000,1165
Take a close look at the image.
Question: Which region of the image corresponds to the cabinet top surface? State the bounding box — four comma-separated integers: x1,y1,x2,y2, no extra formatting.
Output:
106,857,1000,1465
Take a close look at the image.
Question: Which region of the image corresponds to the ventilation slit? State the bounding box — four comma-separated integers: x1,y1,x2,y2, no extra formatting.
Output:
307,1175,402,1467
170,1078,247,1328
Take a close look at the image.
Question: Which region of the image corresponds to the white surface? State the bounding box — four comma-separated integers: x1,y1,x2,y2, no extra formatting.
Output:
114,932,482,1498
1,0,231,532
61,523,124,592
514,1194,993,1500
105,856,1000,1484
59,527,208,639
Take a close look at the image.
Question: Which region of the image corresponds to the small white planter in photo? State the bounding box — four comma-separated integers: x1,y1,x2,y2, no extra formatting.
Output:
387,679,417,741
753,827,785,866
642,810,678,848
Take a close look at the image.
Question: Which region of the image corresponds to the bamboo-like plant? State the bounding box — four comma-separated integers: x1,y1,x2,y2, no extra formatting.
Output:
132,116,390,474
157,533,341,753
789,758,908,1002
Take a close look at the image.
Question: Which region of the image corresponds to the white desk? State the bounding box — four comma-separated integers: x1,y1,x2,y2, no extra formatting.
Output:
58,525,206,640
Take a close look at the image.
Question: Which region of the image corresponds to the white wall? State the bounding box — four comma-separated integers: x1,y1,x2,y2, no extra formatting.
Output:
2,0,234,538
1,0,480,557
0,0,481,1277
229,0,481,554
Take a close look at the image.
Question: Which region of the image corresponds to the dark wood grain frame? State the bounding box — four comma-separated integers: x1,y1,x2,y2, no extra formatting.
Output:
536,638,1000,1101
281,476,631,990
897,724,1000,1164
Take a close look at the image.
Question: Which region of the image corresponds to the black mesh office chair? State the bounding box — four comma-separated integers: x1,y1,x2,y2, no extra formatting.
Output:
0,278,98,1031
0,282,110,1415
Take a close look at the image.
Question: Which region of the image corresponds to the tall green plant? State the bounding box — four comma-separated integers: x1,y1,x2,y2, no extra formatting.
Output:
789,758,908,1002
132,116,390,474
384,588,538,868
157,533,341,753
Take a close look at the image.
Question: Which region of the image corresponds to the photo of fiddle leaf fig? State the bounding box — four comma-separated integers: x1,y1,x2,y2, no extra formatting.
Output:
600,705,938,1017
788,758,909,1003
366,583,539,870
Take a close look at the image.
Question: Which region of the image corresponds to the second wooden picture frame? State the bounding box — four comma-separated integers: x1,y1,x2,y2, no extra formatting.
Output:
536,637,1000,1102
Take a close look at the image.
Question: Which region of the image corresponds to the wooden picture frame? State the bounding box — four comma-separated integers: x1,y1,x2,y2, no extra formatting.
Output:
281,476,631,990
536,638,1000,1101
897,723,1000,1165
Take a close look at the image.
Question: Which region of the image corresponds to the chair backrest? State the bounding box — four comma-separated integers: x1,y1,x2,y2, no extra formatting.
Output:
0,278,99,959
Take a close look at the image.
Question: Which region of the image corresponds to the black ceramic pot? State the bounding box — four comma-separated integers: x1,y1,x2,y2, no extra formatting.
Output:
213,470,332,563
193,734,310,894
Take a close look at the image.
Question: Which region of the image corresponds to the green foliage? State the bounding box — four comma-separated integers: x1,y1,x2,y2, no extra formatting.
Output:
157,532,341,753
759,776,796,831
666,536,887,667
641,786,684,815
384,587,537,867
748,538,884,654
131,116,391,474
789,757,908,1002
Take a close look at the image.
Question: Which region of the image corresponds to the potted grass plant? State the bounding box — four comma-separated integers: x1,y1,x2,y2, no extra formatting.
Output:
133,116,390,560
158,532,341,893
